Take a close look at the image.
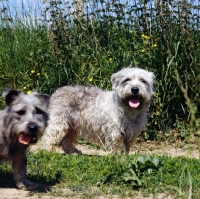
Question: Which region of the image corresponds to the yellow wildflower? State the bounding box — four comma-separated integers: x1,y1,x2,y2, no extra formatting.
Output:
37,73,41,76
23,86,27,90
130,30,133,33
141,49,145,53
153,44,157,47
109,58,113,61
31,70,35,73
89,78,93,82
142,34,150,39
27,91,32,95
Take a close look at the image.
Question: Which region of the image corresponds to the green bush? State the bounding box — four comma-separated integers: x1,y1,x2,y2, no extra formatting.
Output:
0,0,199,140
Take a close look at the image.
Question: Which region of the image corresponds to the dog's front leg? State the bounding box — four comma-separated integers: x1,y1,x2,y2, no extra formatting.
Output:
12,153,38,190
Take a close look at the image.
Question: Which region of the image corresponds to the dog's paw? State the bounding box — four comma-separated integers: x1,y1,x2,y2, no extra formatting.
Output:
62,147,82,155
16,180,38,191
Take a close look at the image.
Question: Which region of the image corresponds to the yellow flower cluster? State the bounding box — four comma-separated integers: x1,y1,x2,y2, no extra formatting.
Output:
23,86,31,94
142,34,150,39
31,69,41,76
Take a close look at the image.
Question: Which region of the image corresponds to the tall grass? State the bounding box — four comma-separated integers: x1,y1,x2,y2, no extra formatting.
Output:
0,0,199,140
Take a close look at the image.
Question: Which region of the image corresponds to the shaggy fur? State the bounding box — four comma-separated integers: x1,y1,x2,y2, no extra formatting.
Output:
42,67,156,154
0,88,49,190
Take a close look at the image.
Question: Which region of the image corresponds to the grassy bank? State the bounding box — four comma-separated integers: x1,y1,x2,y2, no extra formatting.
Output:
0,0,200,140
0,150,199,198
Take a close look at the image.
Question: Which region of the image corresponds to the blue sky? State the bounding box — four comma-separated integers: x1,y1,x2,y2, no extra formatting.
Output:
1,0,45,16
1,0,199,19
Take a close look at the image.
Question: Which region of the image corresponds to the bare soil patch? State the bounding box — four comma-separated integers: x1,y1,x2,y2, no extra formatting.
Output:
0,142,199,199
30,141,199,158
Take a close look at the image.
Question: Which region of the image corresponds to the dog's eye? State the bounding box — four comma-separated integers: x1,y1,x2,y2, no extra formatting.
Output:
123,78,130,83
35,107,44,115
140,79,147,84
17,110,25,115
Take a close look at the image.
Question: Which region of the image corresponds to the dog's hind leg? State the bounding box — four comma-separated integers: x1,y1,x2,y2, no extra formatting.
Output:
60,128,81,154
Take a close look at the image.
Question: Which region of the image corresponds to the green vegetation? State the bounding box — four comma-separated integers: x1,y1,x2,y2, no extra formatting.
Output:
0,0,199,139
0,151,199,198
0,1,199,198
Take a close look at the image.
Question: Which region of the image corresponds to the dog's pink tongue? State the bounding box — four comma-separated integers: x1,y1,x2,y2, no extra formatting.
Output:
18,134,31,145
129,98,140,108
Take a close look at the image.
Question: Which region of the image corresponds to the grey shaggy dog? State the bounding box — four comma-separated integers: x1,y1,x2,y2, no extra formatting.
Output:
0,88,49,190
42,67,156,154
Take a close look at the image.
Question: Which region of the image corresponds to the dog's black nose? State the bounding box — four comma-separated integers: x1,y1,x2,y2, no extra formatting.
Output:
131,87,139,95
28,124,38,133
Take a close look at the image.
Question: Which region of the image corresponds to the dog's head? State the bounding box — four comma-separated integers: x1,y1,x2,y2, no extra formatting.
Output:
111,67,156,109
3,88,50,145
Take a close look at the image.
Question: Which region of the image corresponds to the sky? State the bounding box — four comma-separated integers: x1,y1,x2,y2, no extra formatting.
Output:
0,0,199,22
2,0,200,15
1,0,46,17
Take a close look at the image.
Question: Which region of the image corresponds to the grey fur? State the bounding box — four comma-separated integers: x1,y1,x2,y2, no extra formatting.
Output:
42,67,156,154
0,88,49,190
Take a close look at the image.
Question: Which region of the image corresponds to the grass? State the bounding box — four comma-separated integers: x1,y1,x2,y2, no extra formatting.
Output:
0,148,199,198
0,0,199,140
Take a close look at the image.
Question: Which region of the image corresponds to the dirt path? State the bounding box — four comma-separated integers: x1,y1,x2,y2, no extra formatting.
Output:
30,141,199,158
74,142,199,158
0,142,199,199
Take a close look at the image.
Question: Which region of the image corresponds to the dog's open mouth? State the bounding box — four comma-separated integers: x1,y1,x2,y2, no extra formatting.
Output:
128,97,140,108
18,133,38,145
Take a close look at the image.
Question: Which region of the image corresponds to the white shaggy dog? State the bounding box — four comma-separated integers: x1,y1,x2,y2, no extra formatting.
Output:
42,67,156,154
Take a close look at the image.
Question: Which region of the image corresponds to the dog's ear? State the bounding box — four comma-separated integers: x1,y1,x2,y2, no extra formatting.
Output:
111,72,121,90
37,94,50,106
2,88,12,97
3,88,20,106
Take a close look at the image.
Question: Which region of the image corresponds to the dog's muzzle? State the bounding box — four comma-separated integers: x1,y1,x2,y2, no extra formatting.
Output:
18,123,39,145
28,124,38,133
131,87,139,95
128,87,141,108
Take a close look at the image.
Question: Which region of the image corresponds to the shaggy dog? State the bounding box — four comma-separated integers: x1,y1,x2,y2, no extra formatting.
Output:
42,67,156,154
0,88,49,190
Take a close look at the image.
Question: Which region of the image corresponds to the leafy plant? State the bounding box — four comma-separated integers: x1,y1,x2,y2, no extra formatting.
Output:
121,155,161,188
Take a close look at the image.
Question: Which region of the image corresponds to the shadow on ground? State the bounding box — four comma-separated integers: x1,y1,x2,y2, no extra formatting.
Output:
0,170,59,193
